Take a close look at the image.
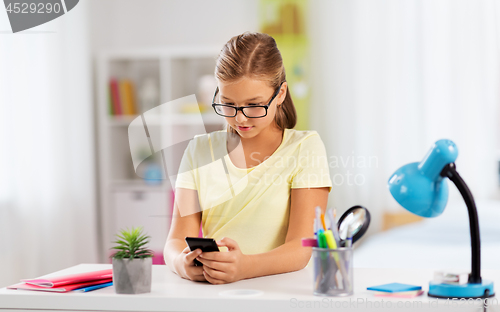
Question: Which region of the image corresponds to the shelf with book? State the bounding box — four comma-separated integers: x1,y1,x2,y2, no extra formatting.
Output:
108,58,160,116
95,47,225,264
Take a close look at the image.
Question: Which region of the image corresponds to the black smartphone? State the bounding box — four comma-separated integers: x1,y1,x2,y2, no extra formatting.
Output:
184,237,220,266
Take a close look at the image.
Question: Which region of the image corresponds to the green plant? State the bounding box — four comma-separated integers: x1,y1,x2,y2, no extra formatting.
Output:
111,226,154,259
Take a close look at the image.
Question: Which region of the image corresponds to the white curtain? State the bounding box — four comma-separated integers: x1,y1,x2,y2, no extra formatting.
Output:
0,2,98,287
309,0,500,232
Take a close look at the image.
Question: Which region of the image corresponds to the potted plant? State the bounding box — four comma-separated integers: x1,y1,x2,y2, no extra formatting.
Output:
110,226,154,294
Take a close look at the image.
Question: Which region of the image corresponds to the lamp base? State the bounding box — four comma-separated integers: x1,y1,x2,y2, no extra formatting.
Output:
428,280,495,299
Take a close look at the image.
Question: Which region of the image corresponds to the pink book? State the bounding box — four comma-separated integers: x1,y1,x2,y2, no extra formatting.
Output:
7,278,113,293
20,269,113,288
374,290,425,298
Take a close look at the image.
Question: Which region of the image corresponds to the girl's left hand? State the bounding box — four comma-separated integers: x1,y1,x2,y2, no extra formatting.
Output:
196,237,250,284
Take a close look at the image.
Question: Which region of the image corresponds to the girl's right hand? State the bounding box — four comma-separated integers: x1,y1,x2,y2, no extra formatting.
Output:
174,246,206,282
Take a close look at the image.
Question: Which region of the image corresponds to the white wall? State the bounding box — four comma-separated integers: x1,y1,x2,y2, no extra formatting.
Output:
89,0,259,51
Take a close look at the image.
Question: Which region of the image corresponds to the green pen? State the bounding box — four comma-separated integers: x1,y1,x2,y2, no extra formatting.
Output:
317,229,328,248
316,228,331,292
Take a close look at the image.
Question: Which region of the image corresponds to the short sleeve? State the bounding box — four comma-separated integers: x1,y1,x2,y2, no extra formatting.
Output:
291,133,332,192
174,140,198,190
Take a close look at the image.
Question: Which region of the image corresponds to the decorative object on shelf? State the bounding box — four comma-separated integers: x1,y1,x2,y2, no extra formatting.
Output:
143,162,163,185
138,77,159,113
173,75,215,114
179,101,208,114
132,147,164,184
197,74,218,112
110,226,154,294
388,139,495,299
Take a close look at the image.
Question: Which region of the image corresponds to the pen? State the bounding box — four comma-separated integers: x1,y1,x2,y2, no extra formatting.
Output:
328,209,340,246
311,211,322,288
345,223,354,247
313,208,325,290
326,219,349,290
317,229,328,248
314,219,318,239
321,213,327,232
320,230,342,291
345,236,353,248
315,206,323,231
316,229,332,291
323,230,337,249
328,208,341,246
73,282,113,292
323,230,342,274
326,207,333,230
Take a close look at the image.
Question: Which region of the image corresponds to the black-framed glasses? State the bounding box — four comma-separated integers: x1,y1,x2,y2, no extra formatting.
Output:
211,82,283,118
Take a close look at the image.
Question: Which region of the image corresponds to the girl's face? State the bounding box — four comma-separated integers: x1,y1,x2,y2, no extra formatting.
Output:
217,77,287,139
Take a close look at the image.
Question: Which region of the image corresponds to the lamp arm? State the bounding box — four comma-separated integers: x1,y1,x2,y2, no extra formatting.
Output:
440,163,482,284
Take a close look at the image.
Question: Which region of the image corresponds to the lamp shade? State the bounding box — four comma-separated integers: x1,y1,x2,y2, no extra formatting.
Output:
388,139,458,218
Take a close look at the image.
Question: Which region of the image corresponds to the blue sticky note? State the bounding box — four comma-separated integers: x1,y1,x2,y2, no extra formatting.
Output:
367,283,422,293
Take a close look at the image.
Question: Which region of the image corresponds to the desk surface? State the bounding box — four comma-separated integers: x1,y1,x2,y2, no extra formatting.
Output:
0,264,498,312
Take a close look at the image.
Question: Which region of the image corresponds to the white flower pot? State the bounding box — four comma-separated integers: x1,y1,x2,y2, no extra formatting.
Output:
112,257,152,294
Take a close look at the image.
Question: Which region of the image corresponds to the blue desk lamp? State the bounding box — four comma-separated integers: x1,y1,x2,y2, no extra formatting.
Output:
388,139,495,299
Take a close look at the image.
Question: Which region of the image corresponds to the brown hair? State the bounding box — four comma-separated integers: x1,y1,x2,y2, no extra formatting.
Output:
215,32,297,133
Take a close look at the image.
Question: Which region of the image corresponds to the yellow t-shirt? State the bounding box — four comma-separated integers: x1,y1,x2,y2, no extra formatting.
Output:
175,128,332,255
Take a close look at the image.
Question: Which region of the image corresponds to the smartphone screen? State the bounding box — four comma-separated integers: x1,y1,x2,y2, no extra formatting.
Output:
185,237,220,266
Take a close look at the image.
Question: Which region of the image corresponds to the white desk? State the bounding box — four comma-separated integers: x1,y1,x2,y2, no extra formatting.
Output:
0,264,498,312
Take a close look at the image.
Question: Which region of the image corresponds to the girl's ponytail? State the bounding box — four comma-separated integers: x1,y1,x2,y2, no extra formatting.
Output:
275,85,296,130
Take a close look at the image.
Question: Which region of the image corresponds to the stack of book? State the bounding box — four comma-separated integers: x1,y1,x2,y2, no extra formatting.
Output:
109,77,138,116
7,269,113,293
367,283,424,298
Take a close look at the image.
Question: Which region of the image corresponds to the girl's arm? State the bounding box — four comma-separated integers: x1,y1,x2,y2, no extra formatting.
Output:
163,188,203,278
196,186,329,283
242,186,329,278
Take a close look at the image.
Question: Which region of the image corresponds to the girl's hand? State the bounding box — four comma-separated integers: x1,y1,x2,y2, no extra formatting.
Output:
196,237,250,284
173,246,207,282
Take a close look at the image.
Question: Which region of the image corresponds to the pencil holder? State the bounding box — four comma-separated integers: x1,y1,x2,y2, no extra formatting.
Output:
312,247,353,296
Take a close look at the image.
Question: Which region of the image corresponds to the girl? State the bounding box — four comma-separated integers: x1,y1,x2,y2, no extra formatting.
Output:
163,32,332,284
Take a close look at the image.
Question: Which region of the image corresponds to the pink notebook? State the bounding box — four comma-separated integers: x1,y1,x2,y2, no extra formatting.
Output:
374,290,425,298
20,269,113,288
7,278,113,293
